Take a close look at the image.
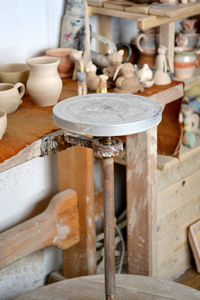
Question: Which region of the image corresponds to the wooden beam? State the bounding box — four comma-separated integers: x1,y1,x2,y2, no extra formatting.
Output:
0,189,79,270
98,15,113,54
126,129,157,276
58,146,96,278
159,22,175,73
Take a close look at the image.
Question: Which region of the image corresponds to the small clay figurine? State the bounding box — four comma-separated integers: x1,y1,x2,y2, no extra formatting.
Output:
77,57,87,95
103,48,124,86
85,61,100,92
136,64,154,88
70,50,83,81
181,105,199,148
98,74,108,93
114,63,144,94
153,46,171,85
77,71,87,95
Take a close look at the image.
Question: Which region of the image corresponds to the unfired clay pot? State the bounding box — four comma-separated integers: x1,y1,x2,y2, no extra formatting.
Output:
46,48,75,78
0,109,7,140
27,56,63,106
174,47,196,79
0,82,25,114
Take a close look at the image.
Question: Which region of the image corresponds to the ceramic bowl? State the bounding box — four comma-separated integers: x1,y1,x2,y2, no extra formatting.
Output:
46,48,75,78
143,80,154,88
0,63,30,85
0,109,7,140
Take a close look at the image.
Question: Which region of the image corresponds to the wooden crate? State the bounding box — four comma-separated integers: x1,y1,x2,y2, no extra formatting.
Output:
156,137,200,279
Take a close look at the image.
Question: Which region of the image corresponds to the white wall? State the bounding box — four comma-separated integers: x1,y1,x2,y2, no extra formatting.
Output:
0,1,65,299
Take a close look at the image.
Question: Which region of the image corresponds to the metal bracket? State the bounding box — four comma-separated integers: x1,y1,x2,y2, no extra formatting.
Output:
41,130,123,158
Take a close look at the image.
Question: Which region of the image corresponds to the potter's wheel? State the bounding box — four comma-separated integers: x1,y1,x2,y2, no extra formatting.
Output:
53,93,162,137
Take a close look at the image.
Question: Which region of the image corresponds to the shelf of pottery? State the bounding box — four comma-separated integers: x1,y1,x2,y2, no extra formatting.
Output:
88,0,200,90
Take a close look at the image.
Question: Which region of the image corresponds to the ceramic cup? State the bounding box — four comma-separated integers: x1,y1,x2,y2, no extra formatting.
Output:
0,82,25,114
0,63,30,85
174,47,197,79
135,32,159,55
0,109,7,140
46,48,75,78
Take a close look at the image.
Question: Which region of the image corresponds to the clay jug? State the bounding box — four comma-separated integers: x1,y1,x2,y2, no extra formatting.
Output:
27,56,62,106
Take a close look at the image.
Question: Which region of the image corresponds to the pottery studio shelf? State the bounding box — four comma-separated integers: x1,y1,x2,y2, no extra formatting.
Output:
0,79,183,174
88,0,200,31
88,0,200,85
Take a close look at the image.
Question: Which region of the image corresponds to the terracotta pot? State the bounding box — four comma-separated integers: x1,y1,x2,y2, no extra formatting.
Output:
0,109,7,140
27,56,63,106
46,48,75,78
0,82,25,114
174,47,196,79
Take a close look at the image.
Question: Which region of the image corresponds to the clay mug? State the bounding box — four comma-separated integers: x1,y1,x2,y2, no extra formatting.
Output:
46,48,75,78
0,83,25,114
0,109,7,140
135,30,159,55
174,47,197,79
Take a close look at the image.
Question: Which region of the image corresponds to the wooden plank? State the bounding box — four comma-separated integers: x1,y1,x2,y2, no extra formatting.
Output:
126,128,157,276
157,136,200,171
159,22,174,73
137,9,200,31
156,245,192,279
88,5,157,21
98,14,112,54
158,170,200,217
88,0,105,7
157,146,200,191
15,274,200,299
125,4,150,14
58,146,96,278
149,2,200,18
0,189,79,270
157,226,189,266
157,196,200,240
175,267,200,290
103,1,133,11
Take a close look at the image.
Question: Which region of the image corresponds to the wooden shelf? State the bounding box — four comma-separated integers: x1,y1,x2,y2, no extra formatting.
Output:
88,1,200,30
174,68,200,92
0,80,183,173
0,79,77,173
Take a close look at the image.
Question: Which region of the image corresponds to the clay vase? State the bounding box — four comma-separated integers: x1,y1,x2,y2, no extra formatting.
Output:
0,109,7,140
174,47,197,79
27,56,63,106
46,48,75,78
0,82,25,114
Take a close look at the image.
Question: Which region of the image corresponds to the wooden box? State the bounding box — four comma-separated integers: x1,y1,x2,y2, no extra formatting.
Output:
156,137,200,279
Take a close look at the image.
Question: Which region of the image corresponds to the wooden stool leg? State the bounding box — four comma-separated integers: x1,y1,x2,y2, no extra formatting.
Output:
103,157,115,300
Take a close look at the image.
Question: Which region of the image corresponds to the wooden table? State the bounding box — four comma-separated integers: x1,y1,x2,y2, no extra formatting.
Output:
0,78,184,278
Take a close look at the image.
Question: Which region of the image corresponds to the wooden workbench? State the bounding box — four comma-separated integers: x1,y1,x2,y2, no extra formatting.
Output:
0,79,184,278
